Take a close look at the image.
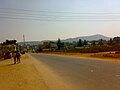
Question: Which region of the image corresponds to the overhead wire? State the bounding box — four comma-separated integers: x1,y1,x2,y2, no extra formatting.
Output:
0,8,120,21
1,7,120,14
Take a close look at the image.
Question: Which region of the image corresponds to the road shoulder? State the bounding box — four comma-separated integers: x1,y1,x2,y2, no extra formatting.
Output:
29,54,71,90
0,54,48,90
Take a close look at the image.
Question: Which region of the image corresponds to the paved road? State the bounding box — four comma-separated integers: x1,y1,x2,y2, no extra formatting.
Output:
31,53,120,90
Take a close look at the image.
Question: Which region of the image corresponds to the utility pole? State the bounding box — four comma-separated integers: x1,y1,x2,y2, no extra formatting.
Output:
23,34,25,46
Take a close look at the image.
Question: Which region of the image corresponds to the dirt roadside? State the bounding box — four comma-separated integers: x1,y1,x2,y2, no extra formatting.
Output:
0,54,48,90
0,54,70,90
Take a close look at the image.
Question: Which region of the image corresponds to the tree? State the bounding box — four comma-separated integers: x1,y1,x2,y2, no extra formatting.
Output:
57,38,63,50
98,39,103,46
37,45,43,52
77,39,83,47
107,38,113,45
113,37,120,44
92,40,96,46
83,40,88,46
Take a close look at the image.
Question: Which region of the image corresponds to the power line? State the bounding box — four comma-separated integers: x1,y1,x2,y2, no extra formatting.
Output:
0,8,120,22
0,16,120,22
0,14,120,20
1,8,120,18
1,8,120,15
0,13,120,20
0,11,120,19
1,11,120,18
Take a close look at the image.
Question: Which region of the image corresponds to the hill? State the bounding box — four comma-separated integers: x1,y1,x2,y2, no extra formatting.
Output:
18,34,110,45
63,34,110,42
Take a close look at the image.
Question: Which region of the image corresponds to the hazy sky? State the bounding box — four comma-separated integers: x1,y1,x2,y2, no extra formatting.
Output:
0,0,120,42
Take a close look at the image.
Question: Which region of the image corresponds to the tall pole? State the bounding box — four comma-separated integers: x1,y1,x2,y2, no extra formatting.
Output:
23,34,25,46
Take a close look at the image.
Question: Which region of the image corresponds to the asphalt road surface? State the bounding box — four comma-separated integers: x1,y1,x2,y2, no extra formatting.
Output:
31,53,120,90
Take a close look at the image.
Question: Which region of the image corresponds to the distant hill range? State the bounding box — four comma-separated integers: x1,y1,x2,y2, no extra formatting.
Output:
63,34,110,42
18,34,110,45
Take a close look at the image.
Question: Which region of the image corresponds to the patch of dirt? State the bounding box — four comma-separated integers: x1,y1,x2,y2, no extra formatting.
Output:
0,54,48,90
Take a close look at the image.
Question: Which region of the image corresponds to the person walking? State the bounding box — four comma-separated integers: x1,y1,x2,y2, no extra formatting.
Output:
13,51,17,64
16,50,21,63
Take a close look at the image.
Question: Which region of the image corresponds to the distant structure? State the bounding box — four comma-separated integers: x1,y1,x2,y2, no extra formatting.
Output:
22,34,28,52
23,34,25,46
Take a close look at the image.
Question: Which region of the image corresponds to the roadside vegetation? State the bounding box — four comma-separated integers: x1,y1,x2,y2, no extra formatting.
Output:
29,36,120,53
24,36,120,60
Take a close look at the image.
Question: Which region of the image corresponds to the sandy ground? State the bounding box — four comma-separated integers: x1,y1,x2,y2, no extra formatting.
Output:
0,54,48,90
0,54,70,90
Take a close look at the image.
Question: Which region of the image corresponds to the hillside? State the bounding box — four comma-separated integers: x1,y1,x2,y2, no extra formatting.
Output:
63,34,110,42
18,34,110,45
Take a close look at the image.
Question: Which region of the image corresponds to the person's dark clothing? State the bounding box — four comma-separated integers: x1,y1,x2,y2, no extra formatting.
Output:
13,52,17,64
13,51,21,64
16,52,21,63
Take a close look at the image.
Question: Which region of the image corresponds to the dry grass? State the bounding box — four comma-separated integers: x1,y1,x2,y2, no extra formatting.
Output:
90,52,120,61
